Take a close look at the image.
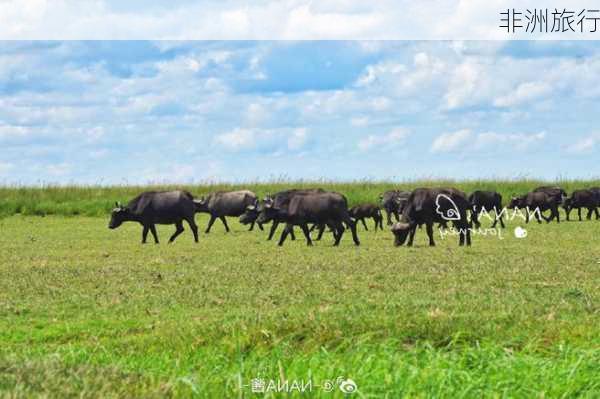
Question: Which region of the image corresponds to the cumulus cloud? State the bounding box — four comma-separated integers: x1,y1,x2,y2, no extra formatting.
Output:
566,133,600,154
358,127,410,151
431,129,472,153
1,40,600,183
214,127,310,153
493,81,553,108
431,129,547,154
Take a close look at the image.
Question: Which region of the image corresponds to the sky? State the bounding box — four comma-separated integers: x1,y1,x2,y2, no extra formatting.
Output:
1,40,600,184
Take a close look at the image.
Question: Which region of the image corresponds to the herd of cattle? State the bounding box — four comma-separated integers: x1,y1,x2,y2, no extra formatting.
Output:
108,185,600,247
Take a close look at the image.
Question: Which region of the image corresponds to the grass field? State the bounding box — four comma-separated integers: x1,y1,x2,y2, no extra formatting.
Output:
0,182,599,397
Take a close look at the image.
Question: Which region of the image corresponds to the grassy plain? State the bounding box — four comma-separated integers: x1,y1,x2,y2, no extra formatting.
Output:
0,182,599,397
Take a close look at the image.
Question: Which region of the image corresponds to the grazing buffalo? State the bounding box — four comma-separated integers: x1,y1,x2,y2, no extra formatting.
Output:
533,186,567,205
468,190,505,228
380,190,411,225
256,191,360,246
508,192,560,223
194,190,262,233
240,189,324,241
563,189,600,221
349,204,383,231
391,188,471,247
108,190,199,243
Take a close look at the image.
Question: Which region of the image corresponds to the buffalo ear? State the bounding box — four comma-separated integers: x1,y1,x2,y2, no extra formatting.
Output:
115,201,119,208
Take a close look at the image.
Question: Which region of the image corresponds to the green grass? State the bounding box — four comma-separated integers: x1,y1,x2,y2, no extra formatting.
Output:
1,178,599,218
0,190,599,397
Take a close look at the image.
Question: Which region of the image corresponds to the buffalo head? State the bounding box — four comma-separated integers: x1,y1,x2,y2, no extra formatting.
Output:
256,198,278,224
239,200,259,225
391,222,411,246
108,202,129,229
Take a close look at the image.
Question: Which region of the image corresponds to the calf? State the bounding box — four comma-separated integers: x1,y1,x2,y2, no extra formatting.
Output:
349,204,383,231
391,188,471,247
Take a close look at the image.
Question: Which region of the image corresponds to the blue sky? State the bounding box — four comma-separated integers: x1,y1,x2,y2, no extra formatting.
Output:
1,40,599,184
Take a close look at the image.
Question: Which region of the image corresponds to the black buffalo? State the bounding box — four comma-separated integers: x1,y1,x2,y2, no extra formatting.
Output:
563,189,600,221
194,190,262,233
533,186,567,205
349,204,383,231
380,190,411,225
508,192,560,223
391,188,471,247
468,190,505,228
108,190,199,243
256,191,360,246
240,189,324,241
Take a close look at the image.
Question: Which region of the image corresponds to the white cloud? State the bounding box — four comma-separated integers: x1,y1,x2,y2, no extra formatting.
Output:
213,128,257,151
358,127,410,151
444,60,485,110
213,126,309,153
431,129,472,153
473,131,546,151
287,128,308,150
350,116,369,127
566,133,600,154
493,81,552,108
431,129,547,154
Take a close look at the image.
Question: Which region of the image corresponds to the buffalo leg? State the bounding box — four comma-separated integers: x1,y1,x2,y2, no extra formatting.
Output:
361,218,368,231
332,221,344,246
149,225,159,244
586,208,593,220
278,224,292,246
316,224,326,241
205,215,217,233
375,214,383,230
345,217,360,246
386,210,393,226
495,207,505,228
169,221,185,243
565,207,571,221
258,222,264,231
407,226,416,246
219,216,230,232
248,221,255,231
426,222,435,246
268,221,279,240
578,207,582,221
142,226,149,244
472,206,481,228
290,227,296,240
300,223,313,246
186,218,199,243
